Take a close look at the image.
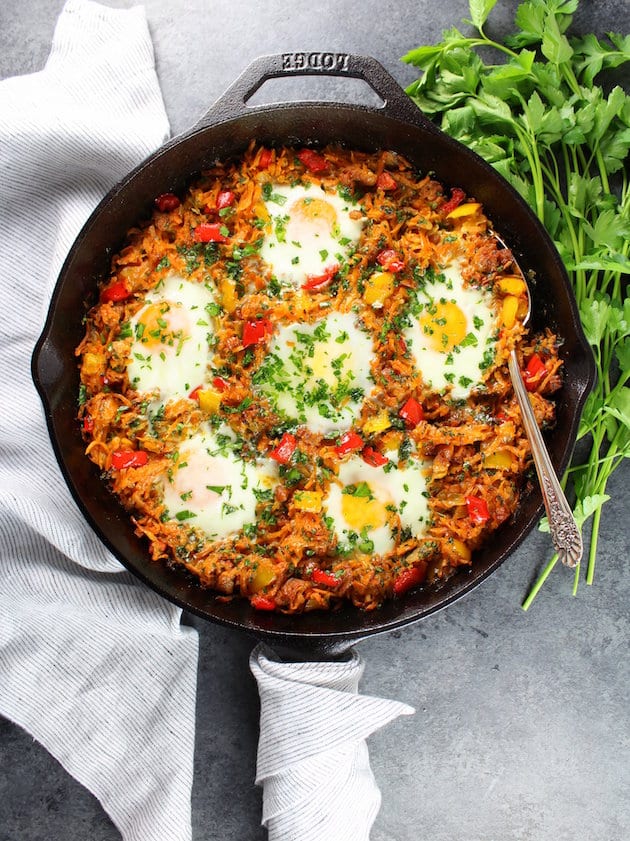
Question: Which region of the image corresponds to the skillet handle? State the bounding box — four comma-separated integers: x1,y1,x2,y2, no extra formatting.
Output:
250,643,415,839
194,52,434,131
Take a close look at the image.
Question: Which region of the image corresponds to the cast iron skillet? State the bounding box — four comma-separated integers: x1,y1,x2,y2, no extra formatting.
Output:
32,54,595,658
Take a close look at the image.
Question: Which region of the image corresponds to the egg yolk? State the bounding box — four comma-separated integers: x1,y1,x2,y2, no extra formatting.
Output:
341,490,388,532
419,301,468,353
137,300,189,348
290,197,337,234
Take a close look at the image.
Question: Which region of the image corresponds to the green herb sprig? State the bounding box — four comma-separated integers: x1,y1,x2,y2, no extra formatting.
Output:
403,0,629,607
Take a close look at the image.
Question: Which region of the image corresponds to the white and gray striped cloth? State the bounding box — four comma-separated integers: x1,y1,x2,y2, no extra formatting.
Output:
0,2,415,839
251,645,414,841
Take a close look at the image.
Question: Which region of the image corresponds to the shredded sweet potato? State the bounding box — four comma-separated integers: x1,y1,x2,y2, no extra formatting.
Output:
76,143,562,613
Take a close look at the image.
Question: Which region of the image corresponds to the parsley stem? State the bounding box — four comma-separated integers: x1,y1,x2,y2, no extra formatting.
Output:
513,122,546,220
586,505,602,585
522,553,559,611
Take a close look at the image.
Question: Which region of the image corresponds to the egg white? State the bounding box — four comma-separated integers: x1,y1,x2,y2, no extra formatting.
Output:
160,429,277,540
127,273,216,404
404,265,498,399
252,311,374,435
323,455,430,558
259,183,364,290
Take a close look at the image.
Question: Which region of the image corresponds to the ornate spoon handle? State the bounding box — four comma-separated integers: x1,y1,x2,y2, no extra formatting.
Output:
508,350,583,567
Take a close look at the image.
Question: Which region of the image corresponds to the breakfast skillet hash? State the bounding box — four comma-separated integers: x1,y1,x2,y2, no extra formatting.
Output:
77,143,562,613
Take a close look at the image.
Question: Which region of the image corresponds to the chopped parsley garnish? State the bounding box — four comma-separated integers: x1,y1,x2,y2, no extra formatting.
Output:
175,510,197,521
460,332,479,348
261,182,287,205
206,485,226,495
342,482,373,499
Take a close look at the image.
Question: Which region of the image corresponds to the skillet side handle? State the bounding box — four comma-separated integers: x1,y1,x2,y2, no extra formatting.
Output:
31,332,61,410
194,52,436,131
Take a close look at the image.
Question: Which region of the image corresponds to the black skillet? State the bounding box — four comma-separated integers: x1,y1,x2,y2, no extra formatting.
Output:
31,54,595,660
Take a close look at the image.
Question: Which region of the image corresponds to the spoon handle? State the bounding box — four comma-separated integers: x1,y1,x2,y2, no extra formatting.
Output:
508,350,583,568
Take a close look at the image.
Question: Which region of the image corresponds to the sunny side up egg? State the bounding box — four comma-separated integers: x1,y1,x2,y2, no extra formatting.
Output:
126,273,216,404
252,311,375,436
160,427,277,540
404,265,499,400
258,183,364,290
324,456,430,557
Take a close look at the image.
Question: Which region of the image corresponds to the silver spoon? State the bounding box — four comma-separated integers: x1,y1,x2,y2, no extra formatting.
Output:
495,234,583,568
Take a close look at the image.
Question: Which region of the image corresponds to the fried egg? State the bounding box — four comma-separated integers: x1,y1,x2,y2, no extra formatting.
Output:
252,311,374,435
404,265,498,399
127,274,216,403
160,428,277,540
258,183,364,290
324,455,430,557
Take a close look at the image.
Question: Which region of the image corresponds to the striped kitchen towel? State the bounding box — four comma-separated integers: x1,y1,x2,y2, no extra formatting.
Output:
251,645,415,841
0,2,198,840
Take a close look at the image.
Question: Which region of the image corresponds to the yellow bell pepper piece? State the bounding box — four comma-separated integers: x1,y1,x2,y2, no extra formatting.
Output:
253,201,271,229
497,275,526,296
292,291,315,319
293,490,323,513
251,562,276,592
363,271,394,308
484,449,516,470
446,202,481,219
363,410,392,435
197,388,222,415
219,278,238,313
501,295,519,329
82,352,104,375
451,538,472,562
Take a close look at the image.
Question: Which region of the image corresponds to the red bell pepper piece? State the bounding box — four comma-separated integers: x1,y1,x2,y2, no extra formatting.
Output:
393,563,427,595
376,171,397,191
242,318,272,348
465,495,490,525
399,397,424,428
251,595,276,611
361,446,389,467
110,449,148,470
269,432,297,464
312,568,340,588
442,187,466,215
101,279,131,303
82,415,94,434
216,190,235,209
212,376,229,392
522,353,547,392
334,431,364,457
297,148,328,173
154,192,180,212
258,148,273,169
302,263,339,291
376,249,405,273
194,222,228,243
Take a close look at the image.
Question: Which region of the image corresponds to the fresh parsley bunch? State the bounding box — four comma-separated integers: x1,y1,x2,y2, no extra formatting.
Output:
403,0,629,606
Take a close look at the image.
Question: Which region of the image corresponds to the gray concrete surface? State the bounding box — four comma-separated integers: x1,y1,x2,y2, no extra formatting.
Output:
1,1,628,840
